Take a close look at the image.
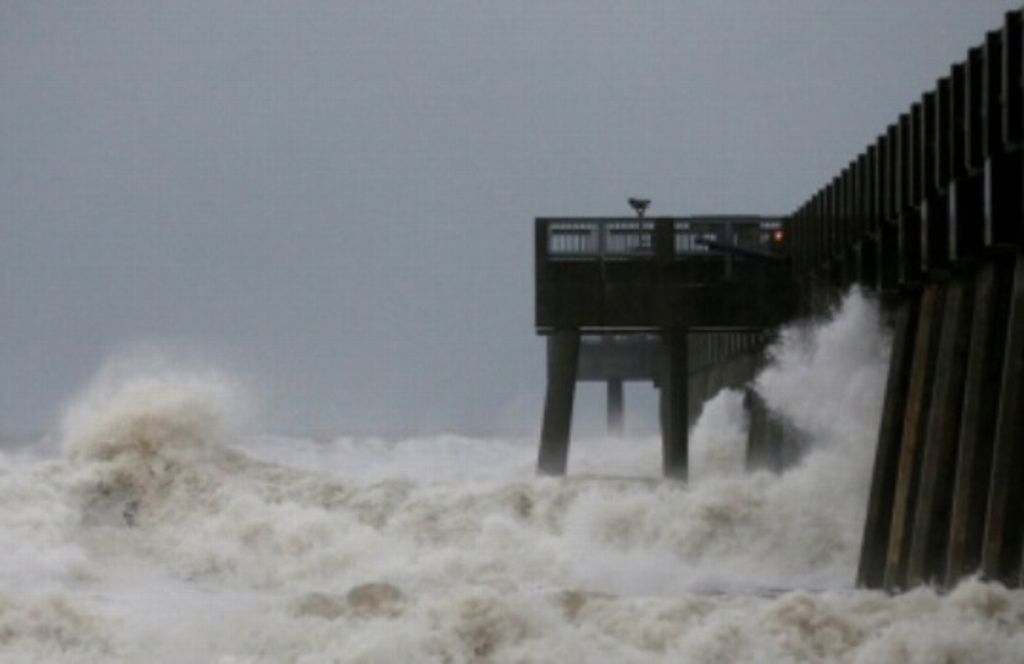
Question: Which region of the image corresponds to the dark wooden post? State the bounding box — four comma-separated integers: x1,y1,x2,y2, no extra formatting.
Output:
884,283,946,591
538,329,580,475
906,272,974,586
946,256,1013,585
607,378,624,437
661,329,689,480
858,295,920,588
981,251,1024,585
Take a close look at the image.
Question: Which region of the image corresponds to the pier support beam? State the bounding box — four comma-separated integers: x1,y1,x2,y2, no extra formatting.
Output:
607,379,624,437
538,330,580,475
882,284,946,591
906,273,974,586
745,387,781,472
660,330,689,480
858,295,920,588
945,257,1013,585
982,251,1024,586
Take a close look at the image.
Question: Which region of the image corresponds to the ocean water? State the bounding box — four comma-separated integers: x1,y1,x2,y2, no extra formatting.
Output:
2,289,1023,663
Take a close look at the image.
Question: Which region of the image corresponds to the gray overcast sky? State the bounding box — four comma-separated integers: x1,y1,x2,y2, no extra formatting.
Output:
1,1,1020,437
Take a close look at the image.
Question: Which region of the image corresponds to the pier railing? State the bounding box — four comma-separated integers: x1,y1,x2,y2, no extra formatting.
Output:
535,216,791,333
540,217,782,261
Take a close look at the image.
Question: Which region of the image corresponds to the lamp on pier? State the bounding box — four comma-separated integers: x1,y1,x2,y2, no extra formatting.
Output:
628,197,650,218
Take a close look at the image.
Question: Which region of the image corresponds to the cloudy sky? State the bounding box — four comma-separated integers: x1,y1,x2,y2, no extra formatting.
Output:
1,1,1020,437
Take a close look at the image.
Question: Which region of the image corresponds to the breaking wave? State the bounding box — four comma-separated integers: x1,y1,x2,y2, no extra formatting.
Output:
0,289,1022,662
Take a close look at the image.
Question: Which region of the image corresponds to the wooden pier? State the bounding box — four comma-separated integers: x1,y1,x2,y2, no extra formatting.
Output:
534,215,793,479
779,9,1024,591
534,9,1024,591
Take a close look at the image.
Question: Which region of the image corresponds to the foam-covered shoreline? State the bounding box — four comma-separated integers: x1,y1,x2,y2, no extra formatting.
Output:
2,290,1021,662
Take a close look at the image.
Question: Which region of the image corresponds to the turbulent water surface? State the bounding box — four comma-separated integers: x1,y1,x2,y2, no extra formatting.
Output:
2,290,1023,663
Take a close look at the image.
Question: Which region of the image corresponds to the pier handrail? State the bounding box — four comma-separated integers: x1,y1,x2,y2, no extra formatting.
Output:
538,216,784,261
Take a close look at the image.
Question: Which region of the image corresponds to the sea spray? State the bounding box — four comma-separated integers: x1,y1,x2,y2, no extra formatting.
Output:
0,289,1022,662
59,354,250,464
756,286,890,452
57,365,252,535
689,388,748,479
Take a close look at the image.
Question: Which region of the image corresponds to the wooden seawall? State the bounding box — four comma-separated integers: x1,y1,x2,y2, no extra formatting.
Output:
785,10,1024,590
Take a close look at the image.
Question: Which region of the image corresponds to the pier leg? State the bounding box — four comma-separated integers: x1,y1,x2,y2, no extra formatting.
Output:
906,274,974,587
884,283,945,591
745,387,782,473
858,295,920,588
661,330,688,480
607,379,624,437
946,257,1013,586
538,330,580,475
982,251,1024,586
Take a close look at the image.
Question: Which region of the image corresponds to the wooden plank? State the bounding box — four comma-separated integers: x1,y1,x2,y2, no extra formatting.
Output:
984,152,1023,248
1003,10,1023,148
946,256,1013,585
858,238,879,287
983,26,1021,248
884,283,945,590
936,76,953,187
906,274,974,586
899,206,923,286
858,295,920,588
948,48,984,262
898,112,914,212
921,90,950,271
982,30,1005,158
898,112,924,284
949,62,967,179
949,174,984,263
982,251,1024,585
855,151,870,238
879,220,901,292
966,46,986,172
912,99,927,205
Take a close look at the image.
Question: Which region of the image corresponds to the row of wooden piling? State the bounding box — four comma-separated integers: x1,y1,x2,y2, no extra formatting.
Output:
782,10,1024,590
537,328,772,479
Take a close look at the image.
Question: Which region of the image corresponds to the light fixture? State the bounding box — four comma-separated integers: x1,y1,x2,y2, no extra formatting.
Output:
628,198,650,218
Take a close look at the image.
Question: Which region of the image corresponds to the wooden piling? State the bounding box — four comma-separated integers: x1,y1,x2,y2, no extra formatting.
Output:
946,256,1013,585
884,283,946,591
906,273,974,586
981,251,1024,586
537,330,580,475
858,295,920,588
661,330,689,480
607,379,624,437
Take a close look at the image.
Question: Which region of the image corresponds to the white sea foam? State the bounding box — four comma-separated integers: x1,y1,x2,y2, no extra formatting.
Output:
0,289,1021,662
